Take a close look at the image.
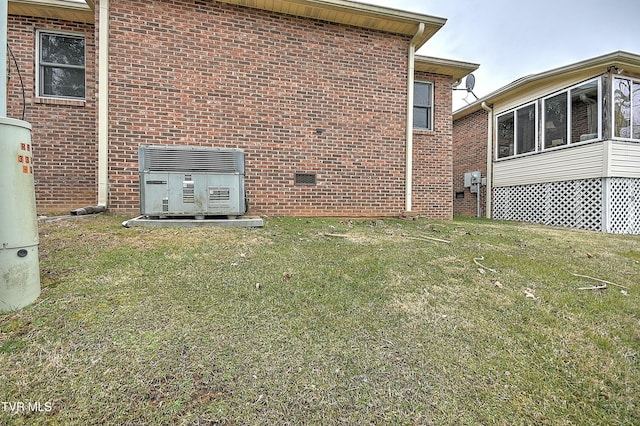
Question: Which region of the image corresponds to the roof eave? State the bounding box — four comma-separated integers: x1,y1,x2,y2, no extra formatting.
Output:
9,0,447,43
8,0,94,23
415,55,479,81
453,50,640,120
218,0,446,45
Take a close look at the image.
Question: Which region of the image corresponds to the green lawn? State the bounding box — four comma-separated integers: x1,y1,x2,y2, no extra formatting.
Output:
1,215,638,425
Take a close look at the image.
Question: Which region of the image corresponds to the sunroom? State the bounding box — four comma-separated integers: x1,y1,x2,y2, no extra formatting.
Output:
487,52,640,234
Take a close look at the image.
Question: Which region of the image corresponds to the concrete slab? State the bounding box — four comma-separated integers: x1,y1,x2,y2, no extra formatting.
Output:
122,216,264,228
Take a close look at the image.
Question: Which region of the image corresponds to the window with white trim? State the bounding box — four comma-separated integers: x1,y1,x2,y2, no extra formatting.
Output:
495,78,601,160
543,79,600,149
496,102,537,159
543,91,568,148
571,80,599,143
613,77,640,139
37,30,86,100
413,81,433,130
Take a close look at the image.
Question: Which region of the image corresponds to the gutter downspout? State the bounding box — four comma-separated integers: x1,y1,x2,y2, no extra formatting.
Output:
1,0,7,117
481,102,493,218
405,22,424,213
97,0,109,207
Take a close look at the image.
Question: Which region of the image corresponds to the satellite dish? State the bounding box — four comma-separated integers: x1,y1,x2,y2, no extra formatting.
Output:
452,73,478,101
465,74,476,92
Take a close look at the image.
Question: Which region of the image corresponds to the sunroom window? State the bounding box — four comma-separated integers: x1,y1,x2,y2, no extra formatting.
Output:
544,92,568,149
544,79,601,149
517,104,536,154
571,80,599,142
496,103,536,159
497,113,514,158
613,77,640,139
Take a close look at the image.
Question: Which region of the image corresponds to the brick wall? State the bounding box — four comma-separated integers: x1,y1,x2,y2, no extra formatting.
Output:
7,0,458,219
105,0,452,217
6,16,97,214
412,71,454,220
452,109,488,217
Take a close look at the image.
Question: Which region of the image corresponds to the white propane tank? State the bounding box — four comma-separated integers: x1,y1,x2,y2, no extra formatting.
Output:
0,117,41,312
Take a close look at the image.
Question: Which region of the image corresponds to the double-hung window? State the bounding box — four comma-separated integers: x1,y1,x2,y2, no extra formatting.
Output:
37,30,86,100
414,81,433,130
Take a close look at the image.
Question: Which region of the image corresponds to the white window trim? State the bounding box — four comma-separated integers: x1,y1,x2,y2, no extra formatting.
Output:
612,76,639,141
495,78,602,161
494,101,538,160
414,80,434,131
542,90,569,151
35,29,86,101
577,78,602,143
542,78,602,151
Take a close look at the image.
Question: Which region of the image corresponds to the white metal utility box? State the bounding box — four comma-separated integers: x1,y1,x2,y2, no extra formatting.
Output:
139,145,246,218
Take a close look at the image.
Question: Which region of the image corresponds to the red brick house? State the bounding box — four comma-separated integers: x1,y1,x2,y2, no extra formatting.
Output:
453,51,640,234
6,0,477,218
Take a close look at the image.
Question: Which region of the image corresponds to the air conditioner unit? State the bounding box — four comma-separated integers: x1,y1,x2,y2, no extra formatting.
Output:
139,145,246,218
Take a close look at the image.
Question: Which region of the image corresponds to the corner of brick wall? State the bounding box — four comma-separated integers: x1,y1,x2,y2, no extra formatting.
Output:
7,15,97,215
452,109,488,217
411,71,454,220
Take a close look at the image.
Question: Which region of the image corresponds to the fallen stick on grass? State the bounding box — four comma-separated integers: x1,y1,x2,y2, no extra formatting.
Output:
570,273,629,290
406,236,451,244
473,256,497,273
577,284,607,291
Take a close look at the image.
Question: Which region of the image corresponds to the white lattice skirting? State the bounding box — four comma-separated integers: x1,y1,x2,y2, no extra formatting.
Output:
493,178,640,234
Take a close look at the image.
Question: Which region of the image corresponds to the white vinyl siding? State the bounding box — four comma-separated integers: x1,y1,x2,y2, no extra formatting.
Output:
494,140,640,187
493,143,605,187
609,140,640,177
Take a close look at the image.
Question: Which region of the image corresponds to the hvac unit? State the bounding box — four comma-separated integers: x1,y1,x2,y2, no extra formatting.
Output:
139,145,246,218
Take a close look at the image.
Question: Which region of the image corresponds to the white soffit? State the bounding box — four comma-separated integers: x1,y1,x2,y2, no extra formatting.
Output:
9,0,93,23
219,0,446,47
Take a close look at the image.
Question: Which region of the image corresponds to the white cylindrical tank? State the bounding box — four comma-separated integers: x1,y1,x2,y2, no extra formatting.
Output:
0,117,40,312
